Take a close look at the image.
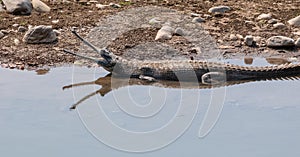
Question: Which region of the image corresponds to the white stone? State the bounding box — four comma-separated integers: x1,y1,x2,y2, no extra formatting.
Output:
229,34,238,41
109,3,121,8
52,20,59,24
295,38,300,47
273,23,286,29
191,13,200,17
23,25,57,44
96,4,109,9
155,25,174,41
208,6,231,13
266,36,295,47
12,24,19,27
244,35,254,46
2,0,32,15
288,15,300,26
257,13,272,20
32,0,51,13
14,39,20,45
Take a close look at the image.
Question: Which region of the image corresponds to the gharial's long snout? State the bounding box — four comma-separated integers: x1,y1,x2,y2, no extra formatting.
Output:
62,29,115,69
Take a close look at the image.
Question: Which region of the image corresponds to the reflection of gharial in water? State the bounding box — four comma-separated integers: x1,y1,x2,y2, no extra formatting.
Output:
63,30,300,85
63,74,299,109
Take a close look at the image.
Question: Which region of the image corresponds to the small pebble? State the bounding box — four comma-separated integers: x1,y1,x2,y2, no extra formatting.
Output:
12,24,19,27
191,13,200,17
14,38,20,45
257,13,272,20
268,19,278,24
95,4,109,9
52,20,59,24
155,25,174,41
273,23,285,29
192,17,205,23
109,3,121,8
229,34,238,41
18,26,27,32
174,28,185,36
244,35,254,46
208,6,231,13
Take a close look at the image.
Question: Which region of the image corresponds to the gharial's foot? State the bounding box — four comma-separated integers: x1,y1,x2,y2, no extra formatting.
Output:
139,75,156,82
201,72,226,85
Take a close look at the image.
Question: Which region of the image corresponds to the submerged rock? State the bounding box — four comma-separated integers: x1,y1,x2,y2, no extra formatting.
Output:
266,36,295,48
2,0,32,15
23,25,57,44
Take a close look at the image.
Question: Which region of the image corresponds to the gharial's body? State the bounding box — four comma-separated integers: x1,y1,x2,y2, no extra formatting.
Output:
63,30,300,84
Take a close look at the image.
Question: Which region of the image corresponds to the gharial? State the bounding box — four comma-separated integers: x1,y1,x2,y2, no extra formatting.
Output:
63,30,300,84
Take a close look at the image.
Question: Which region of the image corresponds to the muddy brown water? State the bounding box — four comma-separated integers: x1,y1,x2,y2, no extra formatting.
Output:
1,58,300,156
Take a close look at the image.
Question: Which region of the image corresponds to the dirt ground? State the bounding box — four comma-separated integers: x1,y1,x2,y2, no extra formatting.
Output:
1,0,300,71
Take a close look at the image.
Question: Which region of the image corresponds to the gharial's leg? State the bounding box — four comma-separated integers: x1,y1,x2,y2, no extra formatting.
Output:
201,72,226,85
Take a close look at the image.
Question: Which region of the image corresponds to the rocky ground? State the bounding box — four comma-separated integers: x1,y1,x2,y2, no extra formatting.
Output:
1,0,300,71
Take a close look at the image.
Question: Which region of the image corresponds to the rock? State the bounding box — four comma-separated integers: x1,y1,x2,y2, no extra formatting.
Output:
12,24,19,27
257,13,272,20
192,17,205,23
266,36,295,47
95,4,109,9
32,0,51,13
236,34,243,40
2,0,32,15
273,23,286,29
288,15,300,26
244,35,254,46
208,6,231,13
229,34,238,41
244,57,254,65
174,28,185,36
109,3,121,8
0,31,5,39
14,39,20,45
23,25,57,44
295,38,300,47
1,30,10,35
53,29,61,36
155,25,174,41
18,26,27,32
268,19,278,24
149,18,161,24
52,20,59,24
191,13,200,17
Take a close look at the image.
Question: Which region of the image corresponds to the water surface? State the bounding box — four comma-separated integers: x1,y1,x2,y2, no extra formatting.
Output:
0,65,299,157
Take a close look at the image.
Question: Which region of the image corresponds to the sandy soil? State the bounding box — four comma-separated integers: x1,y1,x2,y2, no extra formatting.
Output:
0,0,300,70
